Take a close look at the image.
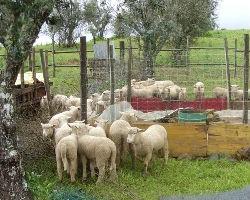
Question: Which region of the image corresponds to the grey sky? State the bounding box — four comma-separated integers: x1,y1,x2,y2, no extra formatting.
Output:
217,0,250,29
35,0,250,45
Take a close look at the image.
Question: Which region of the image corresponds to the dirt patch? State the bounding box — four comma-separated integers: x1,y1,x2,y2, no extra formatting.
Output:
15,109,54,163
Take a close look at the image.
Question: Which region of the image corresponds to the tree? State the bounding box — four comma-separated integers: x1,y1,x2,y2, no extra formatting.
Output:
82,0,112,39
115,0,179,79
47,0,83,47
0,1,54,199
171,0,218,64
115,0,218,78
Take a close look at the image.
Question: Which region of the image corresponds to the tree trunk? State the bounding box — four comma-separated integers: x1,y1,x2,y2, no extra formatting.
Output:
0,74,33,200
142,38,155,80
66,28,75,47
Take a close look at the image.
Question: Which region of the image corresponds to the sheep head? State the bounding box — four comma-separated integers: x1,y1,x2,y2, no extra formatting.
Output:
41,123,56,139
127,127,144,144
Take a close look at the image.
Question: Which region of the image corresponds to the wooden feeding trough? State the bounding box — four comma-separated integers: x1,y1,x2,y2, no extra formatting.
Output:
13,71,49,109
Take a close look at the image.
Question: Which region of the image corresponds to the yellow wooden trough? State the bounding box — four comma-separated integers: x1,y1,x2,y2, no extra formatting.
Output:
130,121,250,157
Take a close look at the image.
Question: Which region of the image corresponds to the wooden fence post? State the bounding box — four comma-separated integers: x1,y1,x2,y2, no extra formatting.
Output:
28,52,32,71
234,38,238,78
119,41,125,62
80,36,88,123
110,45,115,105
224,38,231,109
52,33,56,77
20,63,24,89
40,49,52,116
186,36,190,75
32,48,37,85
45,50,49,69
243,34,249,124
127,38,132,102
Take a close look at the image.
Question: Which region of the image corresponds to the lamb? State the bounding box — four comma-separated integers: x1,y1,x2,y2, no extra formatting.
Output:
100,90,111,101
109,111,137,168
127,124,169,176
160,85,181,100
155,80,175,94
90,93,100,111
194,82,204,100
52,94,68,111
96,100,108,115
138,78,155,87
41,122,72,145
40,96,48,110
213,87,228,98
179,87,187,101
73,128,117,184
55,133,78,182
132,87,155,98
231,85,243,101
88,120,107,138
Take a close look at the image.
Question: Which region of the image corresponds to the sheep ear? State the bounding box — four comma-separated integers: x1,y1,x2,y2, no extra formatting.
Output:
52,124,56,128
137,128,144,132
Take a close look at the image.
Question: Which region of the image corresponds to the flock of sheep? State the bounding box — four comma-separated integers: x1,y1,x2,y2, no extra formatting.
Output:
40,91,168,184
40,78,249,184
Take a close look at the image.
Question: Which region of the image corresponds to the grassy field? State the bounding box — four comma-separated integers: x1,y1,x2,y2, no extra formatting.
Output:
25,156,250,200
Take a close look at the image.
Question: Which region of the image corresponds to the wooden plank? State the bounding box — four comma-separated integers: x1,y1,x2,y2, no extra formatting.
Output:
208,123,250,155
234,38,238,78
132,122,207,157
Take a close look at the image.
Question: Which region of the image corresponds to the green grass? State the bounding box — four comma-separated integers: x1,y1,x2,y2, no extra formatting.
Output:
25,157,250,200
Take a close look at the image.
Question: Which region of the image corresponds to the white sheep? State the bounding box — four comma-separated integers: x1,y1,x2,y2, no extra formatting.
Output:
213,87,228,98
90,93,100,111
52,94,68,111
109,111,137,168
55,133,78,182
155,80,175,95
179,87,187,101
160,85,181,100
127,124,169,176
194,82,205,100
41,123,72,145
100,90,111,101
138,78,155,87
76,133,117,184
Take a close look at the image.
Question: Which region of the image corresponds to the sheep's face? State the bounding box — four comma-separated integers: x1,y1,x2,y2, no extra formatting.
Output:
68,121,88,137
127,127,143,143
91,93,100,101
120,111,137,123
101,90,111,101
231,85,239,92
95,119,109,129
41,123,55,138
114,89,121,98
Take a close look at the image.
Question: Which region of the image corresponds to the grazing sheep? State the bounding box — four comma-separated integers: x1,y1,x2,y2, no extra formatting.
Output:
127,124,169,176
138,78,156,87
179,87,187,101
55,133,78,182
194,82,204,100
213,87,228,98
66,96,80,108
109,111,137,168
48,113,71,128
76,133,117,184
155,80,175,94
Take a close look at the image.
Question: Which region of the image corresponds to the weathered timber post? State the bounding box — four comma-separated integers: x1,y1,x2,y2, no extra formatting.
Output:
110,45,115,105
45,50,49,69
224,38,231,109
120,41,125,62
243,34,249,124
32,48,37,84
20,63,25,89
40,49,52,116
186,36,190,76
28,51,32,71
80,36,88,123
52,33,56,77
127,38,132,102
234,38,238,78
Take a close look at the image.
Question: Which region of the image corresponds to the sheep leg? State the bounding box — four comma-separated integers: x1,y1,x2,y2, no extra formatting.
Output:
81,155,87,181
129,144,135,169
56,158,63,182
90,161,95,178
69,158,77,182
143,152,152,176
96,165,105,184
